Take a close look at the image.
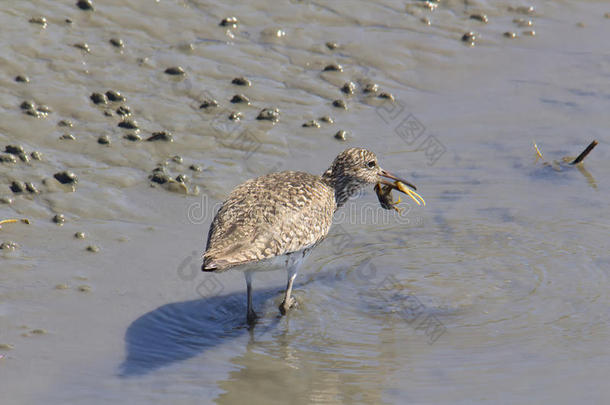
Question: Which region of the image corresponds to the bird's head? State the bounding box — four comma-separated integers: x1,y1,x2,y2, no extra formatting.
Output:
323,147,418,207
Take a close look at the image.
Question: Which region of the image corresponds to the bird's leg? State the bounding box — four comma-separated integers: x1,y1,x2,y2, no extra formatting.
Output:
279,266,298,315
245,271,258,325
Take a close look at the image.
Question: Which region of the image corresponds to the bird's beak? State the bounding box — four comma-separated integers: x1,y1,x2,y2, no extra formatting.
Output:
378,169,426,206
379,169,417,190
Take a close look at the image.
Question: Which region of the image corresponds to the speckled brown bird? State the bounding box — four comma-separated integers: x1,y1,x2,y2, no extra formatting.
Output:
202,147,418,324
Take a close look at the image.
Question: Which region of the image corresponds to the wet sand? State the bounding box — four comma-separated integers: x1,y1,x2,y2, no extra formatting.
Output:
1,0,609,404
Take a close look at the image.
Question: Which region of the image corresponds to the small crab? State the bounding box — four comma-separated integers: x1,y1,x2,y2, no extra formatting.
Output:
375,180,426,212
375,183,401,212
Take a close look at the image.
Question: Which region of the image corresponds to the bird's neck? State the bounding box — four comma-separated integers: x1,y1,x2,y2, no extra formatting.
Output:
321,168,362,210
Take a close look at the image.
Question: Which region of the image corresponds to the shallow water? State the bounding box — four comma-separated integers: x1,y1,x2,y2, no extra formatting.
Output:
1,0,609,404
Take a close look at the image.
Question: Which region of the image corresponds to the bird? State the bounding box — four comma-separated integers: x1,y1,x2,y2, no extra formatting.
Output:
201,147,420,324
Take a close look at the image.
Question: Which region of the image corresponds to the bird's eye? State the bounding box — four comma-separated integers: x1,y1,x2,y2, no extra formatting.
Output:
367,161,376,168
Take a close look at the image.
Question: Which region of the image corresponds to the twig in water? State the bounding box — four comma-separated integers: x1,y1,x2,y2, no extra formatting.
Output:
533,141,543,159
0,219,30,230
570,140,598,165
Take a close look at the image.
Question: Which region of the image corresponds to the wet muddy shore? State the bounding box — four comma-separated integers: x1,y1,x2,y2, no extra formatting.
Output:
1,1,609,404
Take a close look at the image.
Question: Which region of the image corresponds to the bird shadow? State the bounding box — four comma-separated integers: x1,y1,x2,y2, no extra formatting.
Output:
117,265,447,378
118,285,283,377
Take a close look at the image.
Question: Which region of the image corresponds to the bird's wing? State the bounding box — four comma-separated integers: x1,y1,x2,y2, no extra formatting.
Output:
202,172,335,271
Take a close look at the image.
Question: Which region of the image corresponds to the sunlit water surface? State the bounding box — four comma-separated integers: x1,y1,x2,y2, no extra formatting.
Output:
1,0,609,404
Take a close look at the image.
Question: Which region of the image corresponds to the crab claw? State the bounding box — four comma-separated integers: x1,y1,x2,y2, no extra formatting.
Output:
378,170,426,206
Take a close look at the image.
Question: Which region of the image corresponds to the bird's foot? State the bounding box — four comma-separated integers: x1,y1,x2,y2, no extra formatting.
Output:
247,310,258,326
279,296,297,315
